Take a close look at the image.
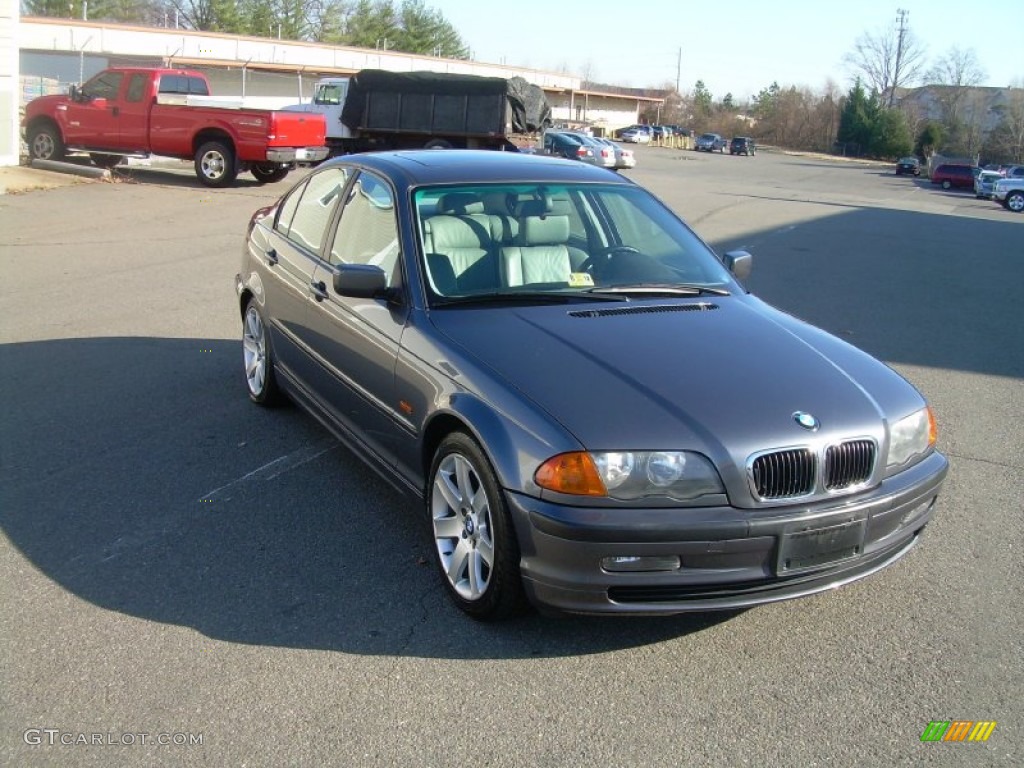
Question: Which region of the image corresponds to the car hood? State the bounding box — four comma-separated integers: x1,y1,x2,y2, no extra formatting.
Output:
429,296,919,456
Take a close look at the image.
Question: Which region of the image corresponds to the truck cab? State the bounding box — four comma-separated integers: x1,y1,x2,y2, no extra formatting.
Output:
288,79,353,143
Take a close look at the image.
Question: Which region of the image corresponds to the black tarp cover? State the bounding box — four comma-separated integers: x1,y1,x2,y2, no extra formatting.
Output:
340,69,551,134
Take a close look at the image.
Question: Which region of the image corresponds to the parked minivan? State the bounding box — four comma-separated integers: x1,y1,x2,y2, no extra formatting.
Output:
930,164,976,190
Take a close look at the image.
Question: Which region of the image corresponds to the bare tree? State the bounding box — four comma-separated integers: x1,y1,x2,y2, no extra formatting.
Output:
844,18,927,105
926,46,987,152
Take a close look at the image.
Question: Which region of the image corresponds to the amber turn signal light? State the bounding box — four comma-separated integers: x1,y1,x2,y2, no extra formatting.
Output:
535,452,607,496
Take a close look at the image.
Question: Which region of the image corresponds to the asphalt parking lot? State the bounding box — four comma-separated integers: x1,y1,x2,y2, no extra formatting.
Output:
2,147,1021,767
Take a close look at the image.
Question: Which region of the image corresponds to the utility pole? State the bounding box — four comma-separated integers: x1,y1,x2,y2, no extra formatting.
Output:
890,8,909,107
676,47,681,94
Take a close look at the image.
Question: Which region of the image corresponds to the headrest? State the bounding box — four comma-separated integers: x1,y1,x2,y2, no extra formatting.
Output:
515,198,553,218
481,192,515,215
521,215,569,246
426,215,490,249
437,192,484,215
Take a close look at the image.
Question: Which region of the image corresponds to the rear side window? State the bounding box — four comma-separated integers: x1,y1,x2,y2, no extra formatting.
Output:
126,74,147,103
158,75,209,95
280,167,350,253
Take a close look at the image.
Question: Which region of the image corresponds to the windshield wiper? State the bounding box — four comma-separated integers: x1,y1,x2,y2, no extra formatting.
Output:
434,291,629,307
585,283,730,297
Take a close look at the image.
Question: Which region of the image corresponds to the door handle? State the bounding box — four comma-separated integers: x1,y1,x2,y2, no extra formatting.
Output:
311,280,328,302
265,248,278,266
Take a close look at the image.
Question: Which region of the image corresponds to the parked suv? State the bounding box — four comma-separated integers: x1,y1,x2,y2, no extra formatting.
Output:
695,133,727,152
930,164,976,190
729,137,756,156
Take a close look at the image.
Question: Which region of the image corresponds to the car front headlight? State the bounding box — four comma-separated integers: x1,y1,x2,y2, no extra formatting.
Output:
535,450,725,502
887,407,937,470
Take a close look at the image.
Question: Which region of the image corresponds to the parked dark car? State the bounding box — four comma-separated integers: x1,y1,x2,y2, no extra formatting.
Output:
930,164,976,190
541,131,596,164
895,157,920,176
729,137,756,156
236,150,947,620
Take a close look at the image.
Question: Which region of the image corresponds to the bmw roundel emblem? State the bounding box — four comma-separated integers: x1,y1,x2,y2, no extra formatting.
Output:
793,411,820,431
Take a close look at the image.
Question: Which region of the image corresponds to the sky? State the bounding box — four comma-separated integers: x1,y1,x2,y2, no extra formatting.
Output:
438,0,1022,99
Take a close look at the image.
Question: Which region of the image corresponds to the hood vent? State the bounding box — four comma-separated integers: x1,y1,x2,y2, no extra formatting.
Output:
568,303,719,319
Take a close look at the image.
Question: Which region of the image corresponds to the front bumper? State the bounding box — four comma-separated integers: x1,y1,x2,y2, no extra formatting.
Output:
266,146,329,163
506,451,947,615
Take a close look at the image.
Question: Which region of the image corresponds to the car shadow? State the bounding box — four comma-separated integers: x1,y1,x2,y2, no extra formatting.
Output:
0,337,738,660
708,204,1024,381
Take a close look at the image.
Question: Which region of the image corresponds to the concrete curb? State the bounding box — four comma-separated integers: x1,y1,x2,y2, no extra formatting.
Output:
30,159,112,180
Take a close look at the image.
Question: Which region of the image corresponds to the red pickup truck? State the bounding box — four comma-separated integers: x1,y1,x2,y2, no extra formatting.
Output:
23,67,328,187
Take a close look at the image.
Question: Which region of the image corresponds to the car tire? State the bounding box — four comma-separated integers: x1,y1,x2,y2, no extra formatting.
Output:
428,432,525,621
251,163,290,184
424,139,453,150
1006,191,1024,213
28,123,65,162
941,180,952,190
195,140,237,188
242,300,284,406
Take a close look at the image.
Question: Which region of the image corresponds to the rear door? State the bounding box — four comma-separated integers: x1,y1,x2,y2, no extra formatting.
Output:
306,170,408,465
256,166,351,389
116,72,152,150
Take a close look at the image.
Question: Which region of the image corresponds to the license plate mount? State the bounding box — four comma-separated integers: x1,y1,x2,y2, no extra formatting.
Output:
777,519,866,574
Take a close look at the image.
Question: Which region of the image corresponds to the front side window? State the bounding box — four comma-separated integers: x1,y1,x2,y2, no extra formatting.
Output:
329,172,401,286
82,71,123,100
315,84,344,105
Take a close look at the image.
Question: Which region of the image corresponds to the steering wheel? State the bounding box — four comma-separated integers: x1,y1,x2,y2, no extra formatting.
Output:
579,245,643,276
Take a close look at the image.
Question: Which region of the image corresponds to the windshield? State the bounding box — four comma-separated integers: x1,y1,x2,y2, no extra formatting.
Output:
414,182,734,303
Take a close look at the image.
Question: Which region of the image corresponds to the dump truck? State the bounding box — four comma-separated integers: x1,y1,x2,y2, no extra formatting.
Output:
288,69,552,154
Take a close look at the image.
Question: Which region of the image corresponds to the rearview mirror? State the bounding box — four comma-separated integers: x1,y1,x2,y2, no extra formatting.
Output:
723,250,752,281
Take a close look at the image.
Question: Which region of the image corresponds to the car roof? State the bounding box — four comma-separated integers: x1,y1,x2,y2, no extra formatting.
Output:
320,149,627,187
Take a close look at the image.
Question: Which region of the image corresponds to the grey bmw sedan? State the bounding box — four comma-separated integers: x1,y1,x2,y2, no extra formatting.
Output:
235,150,947,619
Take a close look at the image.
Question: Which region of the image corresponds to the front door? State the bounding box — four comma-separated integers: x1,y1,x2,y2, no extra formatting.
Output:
63,70,124,149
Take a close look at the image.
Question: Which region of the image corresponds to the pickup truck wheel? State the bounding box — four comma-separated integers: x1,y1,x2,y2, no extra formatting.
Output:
29,124,65,161
251,163,290,184
90,153,123,169
195,140,237,187
1006,191,1024,213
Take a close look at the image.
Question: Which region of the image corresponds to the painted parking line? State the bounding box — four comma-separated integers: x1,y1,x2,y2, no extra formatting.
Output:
199,439,339,502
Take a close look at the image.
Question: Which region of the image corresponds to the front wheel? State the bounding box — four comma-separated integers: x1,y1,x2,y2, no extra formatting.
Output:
428,432,525,620
242,300,283,406
941,180,952,190
195,140,237,187
28,124,65,161
1006,191,1024,213
251,163,290,184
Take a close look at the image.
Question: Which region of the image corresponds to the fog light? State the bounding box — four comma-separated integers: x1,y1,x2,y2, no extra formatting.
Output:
601,555,681,573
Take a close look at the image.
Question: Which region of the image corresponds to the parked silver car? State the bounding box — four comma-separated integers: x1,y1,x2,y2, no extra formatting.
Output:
592,136,636,170
562,132,618,169
237,151,948,619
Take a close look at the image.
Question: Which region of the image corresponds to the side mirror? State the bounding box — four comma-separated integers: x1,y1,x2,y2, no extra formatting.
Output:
723,250,753,281
332,264,390,299
68,84,80,101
